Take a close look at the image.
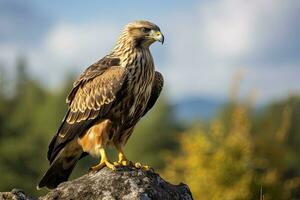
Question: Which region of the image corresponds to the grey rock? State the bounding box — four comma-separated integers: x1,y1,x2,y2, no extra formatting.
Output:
0,167,193,200
40,167,193,200
0,189,36,200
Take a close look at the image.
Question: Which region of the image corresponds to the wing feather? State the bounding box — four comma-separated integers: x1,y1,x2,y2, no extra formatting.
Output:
48,57,128,163
66,67,126,124
142,71,164,117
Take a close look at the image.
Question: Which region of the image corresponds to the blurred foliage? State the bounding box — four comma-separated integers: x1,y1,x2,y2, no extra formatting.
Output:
0,58,69,196
162,96,300,200
1,59,300,200
162,104,254,200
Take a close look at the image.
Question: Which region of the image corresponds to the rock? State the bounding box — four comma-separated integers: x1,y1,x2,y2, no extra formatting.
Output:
0,167,193,200
0,188,36,200
40,167,193,200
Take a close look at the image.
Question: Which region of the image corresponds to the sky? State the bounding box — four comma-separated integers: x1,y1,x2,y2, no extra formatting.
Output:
0,0,300,104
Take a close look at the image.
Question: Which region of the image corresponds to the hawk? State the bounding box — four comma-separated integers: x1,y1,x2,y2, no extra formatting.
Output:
38,20,164,189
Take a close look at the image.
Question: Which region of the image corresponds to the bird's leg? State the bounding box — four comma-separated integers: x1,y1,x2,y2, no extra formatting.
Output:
113,143,132,167
90,148,115,172
113,143,151,170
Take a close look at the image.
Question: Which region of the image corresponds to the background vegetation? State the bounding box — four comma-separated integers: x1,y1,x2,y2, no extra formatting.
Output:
0,59,300,200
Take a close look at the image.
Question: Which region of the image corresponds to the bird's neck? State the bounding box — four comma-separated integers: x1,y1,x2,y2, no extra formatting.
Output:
112,36,152,68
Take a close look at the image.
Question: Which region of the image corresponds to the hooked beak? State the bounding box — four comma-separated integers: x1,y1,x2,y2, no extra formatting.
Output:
150,30,164,44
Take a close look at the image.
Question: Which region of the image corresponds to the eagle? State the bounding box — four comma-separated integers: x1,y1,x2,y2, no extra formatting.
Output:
38,20,164,189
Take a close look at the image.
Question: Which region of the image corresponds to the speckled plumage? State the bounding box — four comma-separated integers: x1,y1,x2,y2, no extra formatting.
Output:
38,20,164,189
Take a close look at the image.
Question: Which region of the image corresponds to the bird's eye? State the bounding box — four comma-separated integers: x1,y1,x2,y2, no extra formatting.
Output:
141,27,151,33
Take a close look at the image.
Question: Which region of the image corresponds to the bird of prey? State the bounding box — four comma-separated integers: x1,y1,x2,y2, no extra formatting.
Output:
38,20,164,189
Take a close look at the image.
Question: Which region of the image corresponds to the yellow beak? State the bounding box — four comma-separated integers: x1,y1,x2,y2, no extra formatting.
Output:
151,30,164,44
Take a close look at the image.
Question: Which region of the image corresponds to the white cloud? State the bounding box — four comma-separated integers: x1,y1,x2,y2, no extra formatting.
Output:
44,23,117,61
27,22,119,84
199,0,256,58
162,0,300,103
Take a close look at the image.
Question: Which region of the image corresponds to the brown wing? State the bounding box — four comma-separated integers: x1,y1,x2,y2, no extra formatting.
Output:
47,57,128,163
66,57,120,104
142,71,164,117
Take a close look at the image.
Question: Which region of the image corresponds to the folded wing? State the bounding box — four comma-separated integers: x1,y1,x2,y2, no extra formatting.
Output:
142,71,164,117
47,57,128,163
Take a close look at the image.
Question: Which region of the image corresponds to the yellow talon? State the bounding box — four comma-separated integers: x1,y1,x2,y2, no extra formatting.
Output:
113,158,132,167
121,159,131,166
114,143,132,167
135,162,142,168
143,165,151,170
134,162,151,170
90,148,116,172
90,160,116,171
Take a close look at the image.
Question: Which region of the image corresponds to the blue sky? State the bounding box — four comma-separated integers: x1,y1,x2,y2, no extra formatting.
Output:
0,0,300,104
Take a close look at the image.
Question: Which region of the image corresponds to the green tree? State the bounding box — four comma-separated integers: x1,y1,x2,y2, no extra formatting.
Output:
0,59,71,196
252,96,300,199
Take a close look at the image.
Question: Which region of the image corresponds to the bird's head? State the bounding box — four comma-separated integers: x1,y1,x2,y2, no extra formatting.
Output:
122,20,164,48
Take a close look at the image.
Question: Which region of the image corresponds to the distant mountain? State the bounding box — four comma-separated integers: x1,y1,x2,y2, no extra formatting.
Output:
172,97,226,122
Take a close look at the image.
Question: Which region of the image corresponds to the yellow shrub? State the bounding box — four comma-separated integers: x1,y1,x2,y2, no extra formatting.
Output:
163,105,254,200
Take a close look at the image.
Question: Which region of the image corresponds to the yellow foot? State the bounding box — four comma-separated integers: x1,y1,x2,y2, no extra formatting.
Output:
134,162,152,170
113,159,133,167
89,148,116,172
90,160,116,172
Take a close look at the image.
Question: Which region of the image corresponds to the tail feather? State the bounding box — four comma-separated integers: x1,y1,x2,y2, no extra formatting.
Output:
38,139,82,189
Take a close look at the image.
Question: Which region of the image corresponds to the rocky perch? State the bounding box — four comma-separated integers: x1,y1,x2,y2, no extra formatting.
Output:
0,167,193,200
